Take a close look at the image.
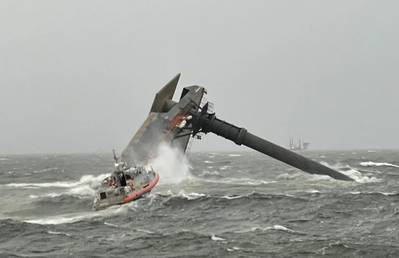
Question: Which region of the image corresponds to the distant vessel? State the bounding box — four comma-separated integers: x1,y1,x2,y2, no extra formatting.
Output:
289,137,310,151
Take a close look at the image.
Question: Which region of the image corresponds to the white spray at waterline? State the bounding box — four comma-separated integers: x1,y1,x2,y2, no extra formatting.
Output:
149,144,192,185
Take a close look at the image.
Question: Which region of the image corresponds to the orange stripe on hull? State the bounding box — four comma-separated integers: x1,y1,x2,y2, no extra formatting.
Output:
123,174,160,203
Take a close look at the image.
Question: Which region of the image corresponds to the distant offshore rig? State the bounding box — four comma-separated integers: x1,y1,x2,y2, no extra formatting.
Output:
289,137,310,151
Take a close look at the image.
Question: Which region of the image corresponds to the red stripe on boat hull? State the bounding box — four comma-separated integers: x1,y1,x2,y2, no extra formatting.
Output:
123,174,160,203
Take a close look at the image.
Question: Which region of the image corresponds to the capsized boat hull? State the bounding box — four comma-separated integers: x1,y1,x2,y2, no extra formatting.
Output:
93,170,159,210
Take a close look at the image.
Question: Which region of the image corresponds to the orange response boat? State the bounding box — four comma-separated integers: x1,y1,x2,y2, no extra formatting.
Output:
93,166,159,210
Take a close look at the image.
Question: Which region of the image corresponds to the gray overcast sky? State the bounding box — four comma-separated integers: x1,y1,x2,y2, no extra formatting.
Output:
1,1,398,154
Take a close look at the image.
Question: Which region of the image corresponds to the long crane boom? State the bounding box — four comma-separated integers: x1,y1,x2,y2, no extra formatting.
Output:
191,110,352,181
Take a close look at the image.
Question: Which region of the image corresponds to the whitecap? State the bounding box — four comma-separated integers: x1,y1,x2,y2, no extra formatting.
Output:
349,191,397,196
28,186,94,200
246,180,271,185
340,168,380,183
222,177,272,185
37,192,63,199
197,177,273,186
5,173,109,189
306,189,320,194
276,173,301,180
360,161,399,169
199,170,220,177
26,214,91,225
104,222,119,228
319,162,380,183
227,246,241,252
272,225,294,232
67,185,96,197
211,235,226,241
228,154,241,157
349,191,361,195
136,228,154,234
178,190,207,200
25,205,125,225
308,174,335,181
47,231,71,237
248,224,300,234
221,194,244,200
6,182,78,188
33,167,58,174
380,192,397,196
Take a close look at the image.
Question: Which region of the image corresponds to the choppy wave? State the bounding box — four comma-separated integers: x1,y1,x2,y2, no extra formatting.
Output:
211,235,226,241
2,151,399,257
196,177,273,186
25,204,128,225
220,166,231,170
26,213,96,225
266,225,296,233
4,173,109,189
348,191,398,196
159,191,305,203
276,173,303,180
227,247,241,252
7,173,106,206
340,167,380,183
198,170,220,177
29,193,63,199
360,161,399,168
104,221,119,228
277,162,380,183
236,224,305,235
29,184,96,200
47,231,71,237
7,181,78,188
33,167,59,174
320,162,380,183
177,190,207,200
221,194,244,200
68,184,96,197
306,189,321,194
161,190,207,200
228,154,241,157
